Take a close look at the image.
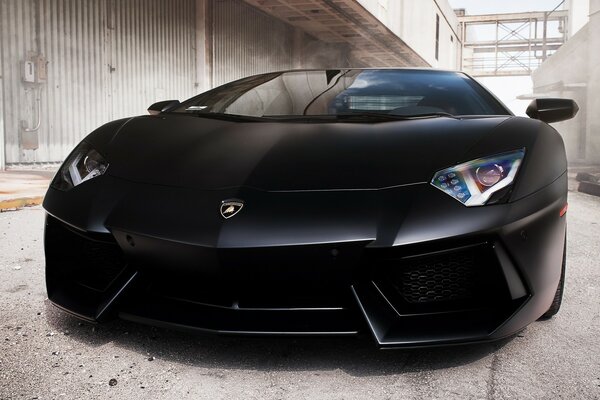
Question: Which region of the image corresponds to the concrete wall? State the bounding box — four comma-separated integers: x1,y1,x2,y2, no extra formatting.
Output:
355,0,461,69
585,0,600,163
567,0,590,36
531,26,588,162
532,0,600,164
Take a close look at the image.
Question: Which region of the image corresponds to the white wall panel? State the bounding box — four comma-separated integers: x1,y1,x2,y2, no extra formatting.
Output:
0,0,197,165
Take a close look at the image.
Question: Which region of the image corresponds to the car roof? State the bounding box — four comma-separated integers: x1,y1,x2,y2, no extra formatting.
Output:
252,67,462,74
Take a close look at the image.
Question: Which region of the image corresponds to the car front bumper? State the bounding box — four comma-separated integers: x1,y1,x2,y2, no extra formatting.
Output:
43,173,567,347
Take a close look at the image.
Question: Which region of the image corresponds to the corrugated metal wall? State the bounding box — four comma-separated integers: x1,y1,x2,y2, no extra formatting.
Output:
213,0,294,86
109,0,197,119
0,0,197,165
0,0,308,165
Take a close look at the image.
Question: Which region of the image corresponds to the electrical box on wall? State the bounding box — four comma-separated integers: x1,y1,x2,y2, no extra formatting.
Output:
23,60,36,83
20,53,47,151
22,55,48,84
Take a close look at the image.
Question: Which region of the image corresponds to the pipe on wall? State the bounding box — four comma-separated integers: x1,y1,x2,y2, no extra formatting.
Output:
0,74,5,170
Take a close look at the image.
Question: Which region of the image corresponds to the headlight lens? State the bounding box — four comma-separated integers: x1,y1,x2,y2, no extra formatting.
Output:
51,142,109,191
431,149,525,207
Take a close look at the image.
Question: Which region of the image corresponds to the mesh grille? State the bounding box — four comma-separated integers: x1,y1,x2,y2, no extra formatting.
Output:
398,251,477,304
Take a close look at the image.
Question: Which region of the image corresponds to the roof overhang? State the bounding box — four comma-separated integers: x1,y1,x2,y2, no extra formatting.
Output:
241,0,429,67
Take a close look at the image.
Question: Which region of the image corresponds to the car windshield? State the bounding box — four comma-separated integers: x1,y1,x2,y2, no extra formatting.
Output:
171,69,511,119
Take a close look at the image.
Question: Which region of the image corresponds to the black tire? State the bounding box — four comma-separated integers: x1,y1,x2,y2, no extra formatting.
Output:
539,239,566,320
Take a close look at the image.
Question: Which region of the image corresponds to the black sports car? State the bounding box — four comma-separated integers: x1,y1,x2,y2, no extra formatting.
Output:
44,69,578,348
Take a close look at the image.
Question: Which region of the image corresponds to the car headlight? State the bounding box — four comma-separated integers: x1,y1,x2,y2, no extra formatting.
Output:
431,149,525,207
51,142,109,191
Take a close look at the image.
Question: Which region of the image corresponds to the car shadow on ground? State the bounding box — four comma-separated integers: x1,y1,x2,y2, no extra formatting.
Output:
45,300,514,377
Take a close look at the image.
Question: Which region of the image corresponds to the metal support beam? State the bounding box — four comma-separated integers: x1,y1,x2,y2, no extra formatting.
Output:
195,0,213,91
459,9,568,77
472,44,562,53
470,70,539,77
458,10,568,24
465,38,564,47
0,74,5,171
542,12,548,60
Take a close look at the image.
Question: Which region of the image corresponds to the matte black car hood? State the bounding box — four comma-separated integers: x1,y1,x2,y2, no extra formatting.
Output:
104,114,512,191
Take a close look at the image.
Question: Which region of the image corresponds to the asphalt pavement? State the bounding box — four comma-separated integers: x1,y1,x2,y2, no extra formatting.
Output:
1,192,599,400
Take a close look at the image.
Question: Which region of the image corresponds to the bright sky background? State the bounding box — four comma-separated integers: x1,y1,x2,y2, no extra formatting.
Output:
447,0,565,14
447,0,567,115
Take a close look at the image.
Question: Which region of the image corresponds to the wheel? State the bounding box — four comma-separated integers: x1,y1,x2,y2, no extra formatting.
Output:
539,239,566,320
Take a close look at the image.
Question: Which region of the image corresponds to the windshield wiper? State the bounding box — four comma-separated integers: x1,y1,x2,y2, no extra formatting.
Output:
332,112,459,121
174,111,460,123
262,113,407,122
181,112,269,122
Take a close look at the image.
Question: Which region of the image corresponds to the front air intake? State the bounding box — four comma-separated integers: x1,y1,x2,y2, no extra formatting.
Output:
369,242,512,315
395,248,478,304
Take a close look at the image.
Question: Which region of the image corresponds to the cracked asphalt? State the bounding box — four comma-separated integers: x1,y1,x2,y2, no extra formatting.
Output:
1,191,599,399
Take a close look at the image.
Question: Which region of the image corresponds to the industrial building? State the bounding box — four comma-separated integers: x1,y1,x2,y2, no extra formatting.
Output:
0,0,462,169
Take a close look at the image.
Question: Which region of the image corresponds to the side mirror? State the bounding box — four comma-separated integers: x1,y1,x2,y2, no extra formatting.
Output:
526,98,579,124
147,100,180,115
